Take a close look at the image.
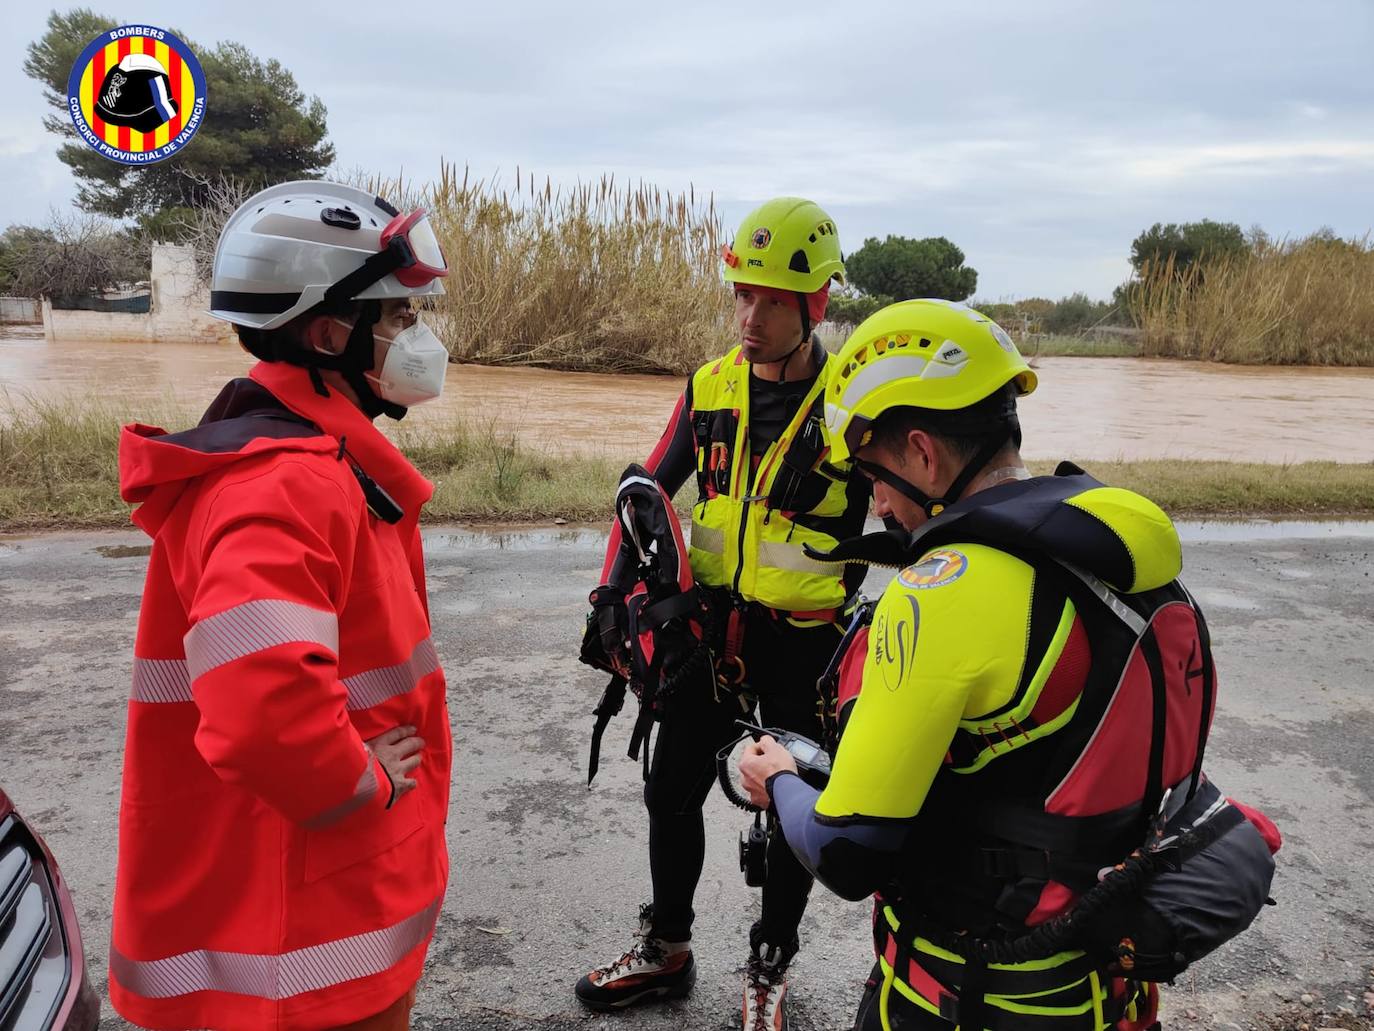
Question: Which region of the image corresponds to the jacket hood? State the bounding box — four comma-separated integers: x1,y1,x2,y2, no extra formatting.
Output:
811,462,1182,594
119,377,337,536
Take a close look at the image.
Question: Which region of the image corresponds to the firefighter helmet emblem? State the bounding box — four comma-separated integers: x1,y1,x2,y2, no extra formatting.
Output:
66,25,206,165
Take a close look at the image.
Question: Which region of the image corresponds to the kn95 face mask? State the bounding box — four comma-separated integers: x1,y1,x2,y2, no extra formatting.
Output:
366,321,449,407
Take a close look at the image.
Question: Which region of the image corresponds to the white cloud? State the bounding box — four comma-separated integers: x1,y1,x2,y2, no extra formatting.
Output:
1,0,1371,299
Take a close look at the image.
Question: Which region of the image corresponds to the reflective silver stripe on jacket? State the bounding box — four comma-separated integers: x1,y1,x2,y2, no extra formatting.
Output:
110,899,440,1001
344,638,440,711
131,638,437,709
130,658,194,703
184,599,340,681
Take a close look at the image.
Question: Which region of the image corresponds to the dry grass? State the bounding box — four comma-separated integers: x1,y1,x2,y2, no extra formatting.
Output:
1131,233,1374,365
1021,335,1141,359
365,163,736,375
4,395,1373,531
1028,459,1374,517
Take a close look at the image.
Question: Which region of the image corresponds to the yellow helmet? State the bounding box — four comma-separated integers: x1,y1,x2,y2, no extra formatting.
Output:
722,197,846,293
824,299,1038,465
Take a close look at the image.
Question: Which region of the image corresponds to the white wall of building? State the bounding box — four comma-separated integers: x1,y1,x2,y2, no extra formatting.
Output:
42,243,234,345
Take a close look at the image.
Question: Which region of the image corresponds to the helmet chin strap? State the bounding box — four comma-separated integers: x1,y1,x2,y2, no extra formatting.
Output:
294,303,407,421
340,313,407,421
762,294,815,383
857,428,1012,519
775,292,814,383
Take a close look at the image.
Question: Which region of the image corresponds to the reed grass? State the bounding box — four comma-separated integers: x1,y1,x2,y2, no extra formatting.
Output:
363,163,736,375
3,395,1372,531
1021,335,1141,359
1131,233,1374,365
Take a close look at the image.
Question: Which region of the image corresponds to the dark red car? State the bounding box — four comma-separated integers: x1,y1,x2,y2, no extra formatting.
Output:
0,786,99,1030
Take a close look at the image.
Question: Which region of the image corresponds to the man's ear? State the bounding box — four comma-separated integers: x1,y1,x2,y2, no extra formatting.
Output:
905,428,939,481
299,315,342,356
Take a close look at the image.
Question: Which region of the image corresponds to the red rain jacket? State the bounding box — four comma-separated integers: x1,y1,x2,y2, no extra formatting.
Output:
110,361,451,1030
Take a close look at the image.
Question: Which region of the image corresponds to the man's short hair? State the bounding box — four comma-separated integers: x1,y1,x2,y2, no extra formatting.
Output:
866,384,1022,463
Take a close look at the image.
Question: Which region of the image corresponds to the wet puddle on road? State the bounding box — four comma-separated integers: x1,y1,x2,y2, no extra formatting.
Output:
93,544,152,559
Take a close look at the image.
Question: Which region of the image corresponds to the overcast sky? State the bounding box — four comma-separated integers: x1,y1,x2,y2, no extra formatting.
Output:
2,1,1370,300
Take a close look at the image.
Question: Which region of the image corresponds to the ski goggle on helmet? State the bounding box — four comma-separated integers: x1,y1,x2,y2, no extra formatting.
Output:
319,205,450,302
377,208,448,289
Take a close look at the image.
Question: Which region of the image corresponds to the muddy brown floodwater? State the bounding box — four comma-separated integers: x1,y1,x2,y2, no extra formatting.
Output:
4,336,1373,462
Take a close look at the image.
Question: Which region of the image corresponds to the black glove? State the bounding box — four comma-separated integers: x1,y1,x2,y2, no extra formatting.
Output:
580,585,630,677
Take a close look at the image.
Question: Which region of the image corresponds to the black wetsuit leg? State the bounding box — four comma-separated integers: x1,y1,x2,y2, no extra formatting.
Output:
642,677,747,941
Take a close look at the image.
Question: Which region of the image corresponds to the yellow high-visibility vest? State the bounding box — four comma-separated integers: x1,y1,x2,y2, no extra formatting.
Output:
686,344,863,613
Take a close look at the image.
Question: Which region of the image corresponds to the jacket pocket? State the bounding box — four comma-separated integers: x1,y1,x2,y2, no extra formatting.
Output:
303,787,425,884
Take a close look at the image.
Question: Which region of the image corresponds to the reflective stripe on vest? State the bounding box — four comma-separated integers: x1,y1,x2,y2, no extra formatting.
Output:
134,635,439,710
109,899,440,1001
686,346,856,612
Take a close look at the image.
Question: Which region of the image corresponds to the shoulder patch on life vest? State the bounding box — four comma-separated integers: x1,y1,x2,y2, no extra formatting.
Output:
898,548,968,590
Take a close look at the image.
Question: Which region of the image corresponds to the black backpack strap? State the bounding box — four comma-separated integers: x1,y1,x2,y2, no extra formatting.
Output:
1179,583,1216,802
1139,627,1169,830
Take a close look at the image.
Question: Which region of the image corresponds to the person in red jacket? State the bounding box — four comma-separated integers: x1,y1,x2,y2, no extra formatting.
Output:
112,181,455,1031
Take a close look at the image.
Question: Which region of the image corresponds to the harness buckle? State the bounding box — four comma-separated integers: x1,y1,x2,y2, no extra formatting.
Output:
716,654,747,687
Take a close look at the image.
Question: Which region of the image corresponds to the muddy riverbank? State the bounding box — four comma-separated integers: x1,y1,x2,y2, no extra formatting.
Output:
5,336,1374,462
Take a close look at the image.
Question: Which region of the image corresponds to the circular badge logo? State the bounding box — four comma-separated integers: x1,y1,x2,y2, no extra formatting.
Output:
66,25,206,165
897,548,969,590
750,226,772,249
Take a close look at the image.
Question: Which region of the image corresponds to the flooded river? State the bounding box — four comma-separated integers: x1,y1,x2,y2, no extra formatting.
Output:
3,335,1373,463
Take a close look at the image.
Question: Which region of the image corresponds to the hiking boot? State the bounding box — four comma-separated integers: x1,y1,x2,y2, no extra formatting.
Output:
575,903,695,1010
743,939,790,1031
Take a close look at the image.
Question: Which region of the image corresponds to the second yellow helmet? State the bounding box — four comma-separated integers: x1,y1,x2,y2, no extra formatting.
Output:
722,197,846,294
824,299,1038,464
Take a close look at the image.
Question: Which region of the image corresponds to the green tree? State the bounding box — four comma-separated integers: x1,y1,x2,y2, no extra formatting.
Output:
825,289,892,326
1044,292,1109,334
845,235,978,302
24,9,334,219
1129,219,1247,274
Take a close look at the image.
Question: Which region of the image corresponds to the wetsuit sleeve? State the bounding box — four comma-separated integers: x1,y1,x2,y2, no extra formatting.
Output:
182,458,387,829
817,543,1034,821
770,772,910,900
599,380,696,587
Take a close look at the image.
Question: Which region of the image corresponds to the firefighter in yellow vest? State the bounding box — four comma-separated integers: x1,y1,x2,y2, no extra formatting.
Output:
575,198,872,1030
738,300,1278,1030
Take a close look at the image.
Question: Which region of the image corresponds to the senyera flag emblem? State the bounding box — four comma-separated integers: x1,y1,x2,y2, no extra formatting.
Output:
66,25,207,166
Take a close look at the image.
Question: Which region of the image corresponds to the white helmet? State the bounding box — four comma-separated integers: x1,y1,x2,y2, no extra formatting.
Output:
209,180,447,331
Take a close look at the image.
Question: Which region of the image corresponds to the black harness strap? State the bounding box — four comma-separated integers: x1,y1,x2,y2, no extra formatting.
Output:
639,589,700,631
1187,595,1217,802
1139,627,1169,828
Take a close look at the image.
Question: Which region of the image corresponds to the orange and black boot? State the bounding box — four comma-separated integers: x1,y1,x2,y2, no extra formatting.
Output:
575,903,696,1010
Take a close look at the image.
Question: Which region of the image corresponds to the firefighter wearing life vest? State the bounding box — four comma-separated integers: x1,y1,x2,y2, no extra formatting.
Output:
574,198,872,1030
111,182,454,1031
738,300,1279,1031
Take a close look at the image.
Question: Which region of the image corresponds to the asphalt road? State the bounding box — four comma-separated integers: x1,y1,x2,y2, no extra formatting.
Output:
1,521,1371,1030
